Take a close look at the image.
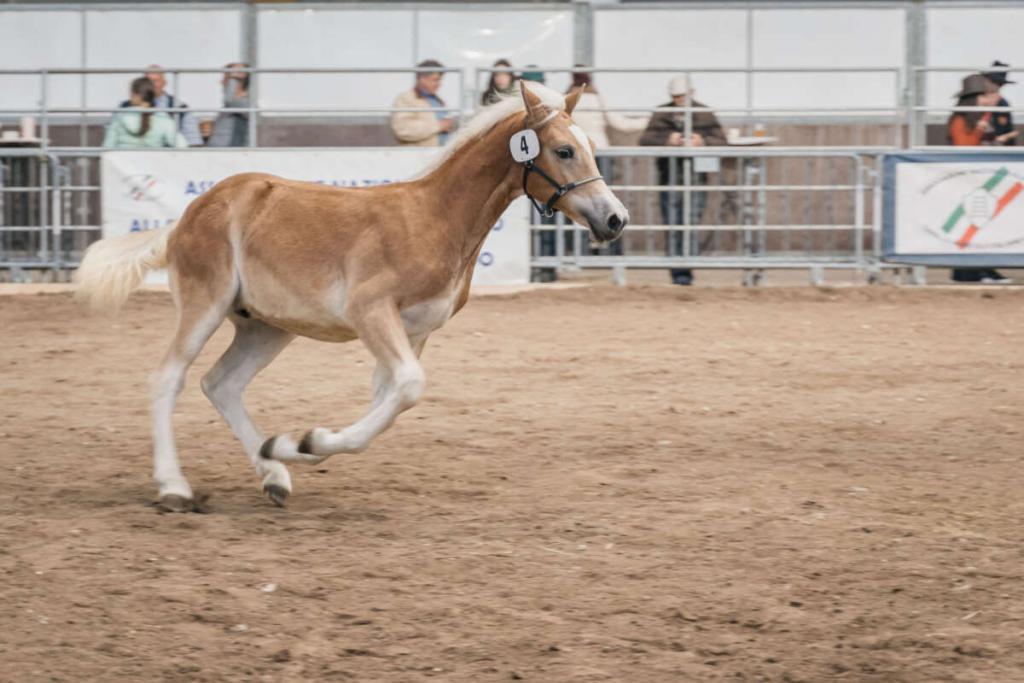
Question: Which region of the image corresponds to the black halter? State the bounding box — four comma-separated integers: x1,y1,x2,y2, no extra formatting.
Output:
521,159,603,218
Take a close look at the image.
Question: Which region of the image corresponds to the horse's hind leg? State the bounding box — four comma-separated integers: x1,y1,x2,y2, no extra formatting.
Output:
200,316,294,506
152,280,231,511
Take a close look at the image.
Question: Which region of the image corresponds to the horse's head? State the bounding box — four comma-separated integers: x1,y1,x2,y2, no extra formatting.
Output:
516,83,629,243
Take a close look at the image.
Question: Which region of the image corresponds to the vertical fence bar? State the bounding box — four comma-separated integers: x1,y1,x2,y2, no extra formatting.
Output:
745,7,754,135
893,68,902,149
854,156,864,269
40,70,49,151
39,154,49,270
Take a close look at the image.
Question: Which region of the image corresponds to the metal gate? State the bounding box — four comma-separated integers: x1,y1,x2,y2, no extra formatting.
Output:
531,148,881,284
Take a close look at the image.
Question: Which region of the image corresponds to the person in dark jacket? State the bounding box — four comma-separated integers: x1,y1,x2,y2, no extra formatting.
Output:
639,76,726,285
983,60,1018,146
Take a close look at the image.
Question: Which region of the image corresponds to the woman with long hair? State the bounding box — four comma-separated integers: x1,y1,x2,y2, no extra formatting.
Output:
480,59,516,106
103,77,187,148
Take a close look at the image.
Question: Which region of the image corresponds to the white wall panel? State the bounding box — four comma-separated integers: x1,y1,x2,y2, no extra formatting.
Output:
594,10,748,112
0,11,82,111
418,10,574,107
257,8,414,112
83,9,242,114
926,8,1024,112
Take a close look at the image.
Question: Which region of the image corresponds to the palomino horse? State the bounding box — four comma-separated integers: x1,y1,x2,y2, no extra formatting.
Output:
76,82,628,511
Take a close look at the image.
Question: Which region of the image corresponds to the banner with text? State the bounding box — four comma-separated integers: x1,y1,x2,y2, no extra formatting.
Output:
883,153,1024,266
101,149,530,286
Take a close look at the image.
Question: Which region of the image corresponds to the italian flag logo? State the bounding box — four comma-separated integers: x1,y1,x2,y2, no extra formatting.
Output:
941,167,1024,249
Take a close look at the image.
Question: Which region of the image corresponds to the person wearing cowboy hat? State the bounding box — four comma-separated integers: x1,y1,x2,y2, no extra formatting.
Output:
947,74,1014,284
947,74,1003,146
982,61,1018,146
639,75,726,286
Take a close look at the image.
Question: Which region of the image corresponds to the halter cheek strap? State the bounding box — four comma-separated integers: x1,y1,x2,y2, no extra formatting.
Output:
521,159,603,218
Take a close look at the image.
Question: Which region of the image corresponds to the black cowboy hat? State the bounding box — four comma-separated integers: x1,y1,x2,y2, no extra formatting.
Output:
983,60,1015,86
955,73,999,98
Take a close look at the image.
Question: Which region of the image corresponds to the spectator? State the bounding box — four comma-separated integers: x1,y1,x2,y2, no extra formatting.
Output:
947,74,1002,145
120,65,202,146
391,59,455,147
481,59,516,106
207,63,251,147
103,77,187,149
983,60,1018,146
948,74,1012,284
639,75,726,286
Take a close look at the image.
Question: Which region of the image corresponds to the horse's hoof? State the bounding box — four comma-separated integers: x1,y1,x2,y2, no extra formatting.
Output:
259,436,277,460
297,430,316,455
157,494,193,513
264,484,290,508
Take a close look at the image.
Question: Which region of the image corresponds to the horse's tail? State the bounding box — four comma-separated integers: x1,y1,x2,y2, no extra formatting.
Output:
74,222,176,314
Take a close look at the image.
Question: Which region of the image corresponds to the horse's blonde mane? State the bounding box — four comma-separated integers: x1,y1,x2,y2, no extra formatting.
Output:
415,82,568,178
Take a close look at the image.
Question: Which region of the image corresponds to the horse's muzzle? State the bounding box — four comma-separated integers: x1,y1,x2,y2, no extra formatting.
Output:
589,210,628,242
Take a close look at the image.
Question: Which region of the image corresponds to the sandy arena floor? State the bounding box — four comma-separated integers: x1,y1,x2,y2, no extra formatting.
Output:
1,285,1023,682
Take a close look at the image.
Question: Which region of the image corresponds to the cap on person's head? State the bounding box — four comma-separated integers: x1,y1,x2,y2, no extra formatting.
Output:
955,73,1000,98
520,66,545,84
983,60,1015,86
667,75,691,97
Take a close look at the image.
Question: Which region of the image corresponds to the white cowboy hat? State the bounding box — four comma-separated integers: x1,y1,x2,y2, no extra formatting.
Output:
667,75,692,97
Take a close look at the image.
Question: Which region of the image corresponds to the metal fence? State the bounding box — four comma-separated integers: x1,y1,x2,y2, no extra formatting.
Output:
0,148,100,277
0,60,1022,281
530,147,880,285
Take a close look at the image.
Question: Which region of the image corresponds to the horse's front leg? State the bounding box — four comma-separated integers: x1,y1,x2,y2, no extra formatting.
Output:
261,305,426,464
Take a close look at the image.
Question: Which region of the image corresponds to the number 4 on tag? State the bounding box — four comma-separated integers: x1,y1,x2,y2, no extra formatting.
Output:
510,129,540,163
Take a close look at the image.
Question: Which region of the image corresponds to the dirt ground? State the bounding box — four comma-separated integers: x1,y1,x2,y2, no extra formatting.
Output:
1,285,1023,682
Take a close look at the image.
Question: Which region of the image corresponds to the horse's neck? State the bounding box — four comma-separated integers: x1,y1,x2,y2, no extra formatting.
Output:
419,116,523,264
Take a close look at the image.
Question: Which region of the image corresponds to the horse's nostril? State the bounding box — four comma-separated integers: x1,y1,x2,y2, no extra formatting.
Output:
607,214,623,232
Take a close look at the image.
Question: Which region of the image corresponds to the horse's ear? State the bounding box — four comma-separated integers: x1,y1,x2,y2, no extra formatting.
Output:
520,81,546,127
564,86,583,116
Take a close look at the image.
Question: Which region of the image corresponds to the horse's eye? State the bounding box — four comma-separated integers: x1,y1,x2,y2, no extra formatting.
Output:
556,146,575,160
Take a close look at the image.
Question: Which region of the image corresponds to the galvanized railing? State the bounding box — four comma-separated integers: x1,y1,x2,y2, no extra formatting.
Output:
531,147,881,285
474,66,906,148
0,66,466,151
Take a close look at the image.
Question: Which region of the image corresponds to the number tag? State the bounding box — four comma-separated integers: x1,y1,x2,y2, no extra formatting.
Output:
510,129,540,163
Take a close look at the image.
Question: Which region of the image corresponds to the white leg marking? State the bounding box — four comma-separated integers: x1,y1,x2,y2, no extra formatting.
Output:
201,318,295,493
151,306,227,500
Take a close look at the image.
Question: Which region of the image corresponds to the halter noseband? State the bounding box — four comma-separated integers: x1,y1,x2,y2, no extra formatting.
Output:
521,158,603,219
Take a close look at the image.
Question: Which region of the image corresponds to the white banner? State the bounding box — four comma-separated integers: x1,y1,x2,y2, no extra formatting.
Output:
101,148,530,286
892,160,1024,256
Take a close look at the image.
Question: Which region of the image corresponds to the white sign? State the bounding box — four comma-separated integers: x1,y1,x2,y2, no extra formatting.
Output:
509,129,540,163
101,148,530,286
892,160,1024,257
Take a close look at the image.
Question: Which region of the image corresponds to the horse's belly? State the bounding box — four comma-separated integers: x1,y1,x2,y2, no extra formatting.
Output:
255,313,358,343
241,271,355,342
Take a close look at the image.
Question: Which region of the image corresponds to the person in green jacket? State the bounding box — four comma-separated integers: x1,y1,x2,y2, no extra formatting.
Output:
103,77,188,149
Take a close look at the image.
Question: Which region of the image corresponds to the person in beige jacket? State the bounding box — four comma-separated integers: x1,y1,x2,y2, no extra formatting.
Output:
390,59,456,147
